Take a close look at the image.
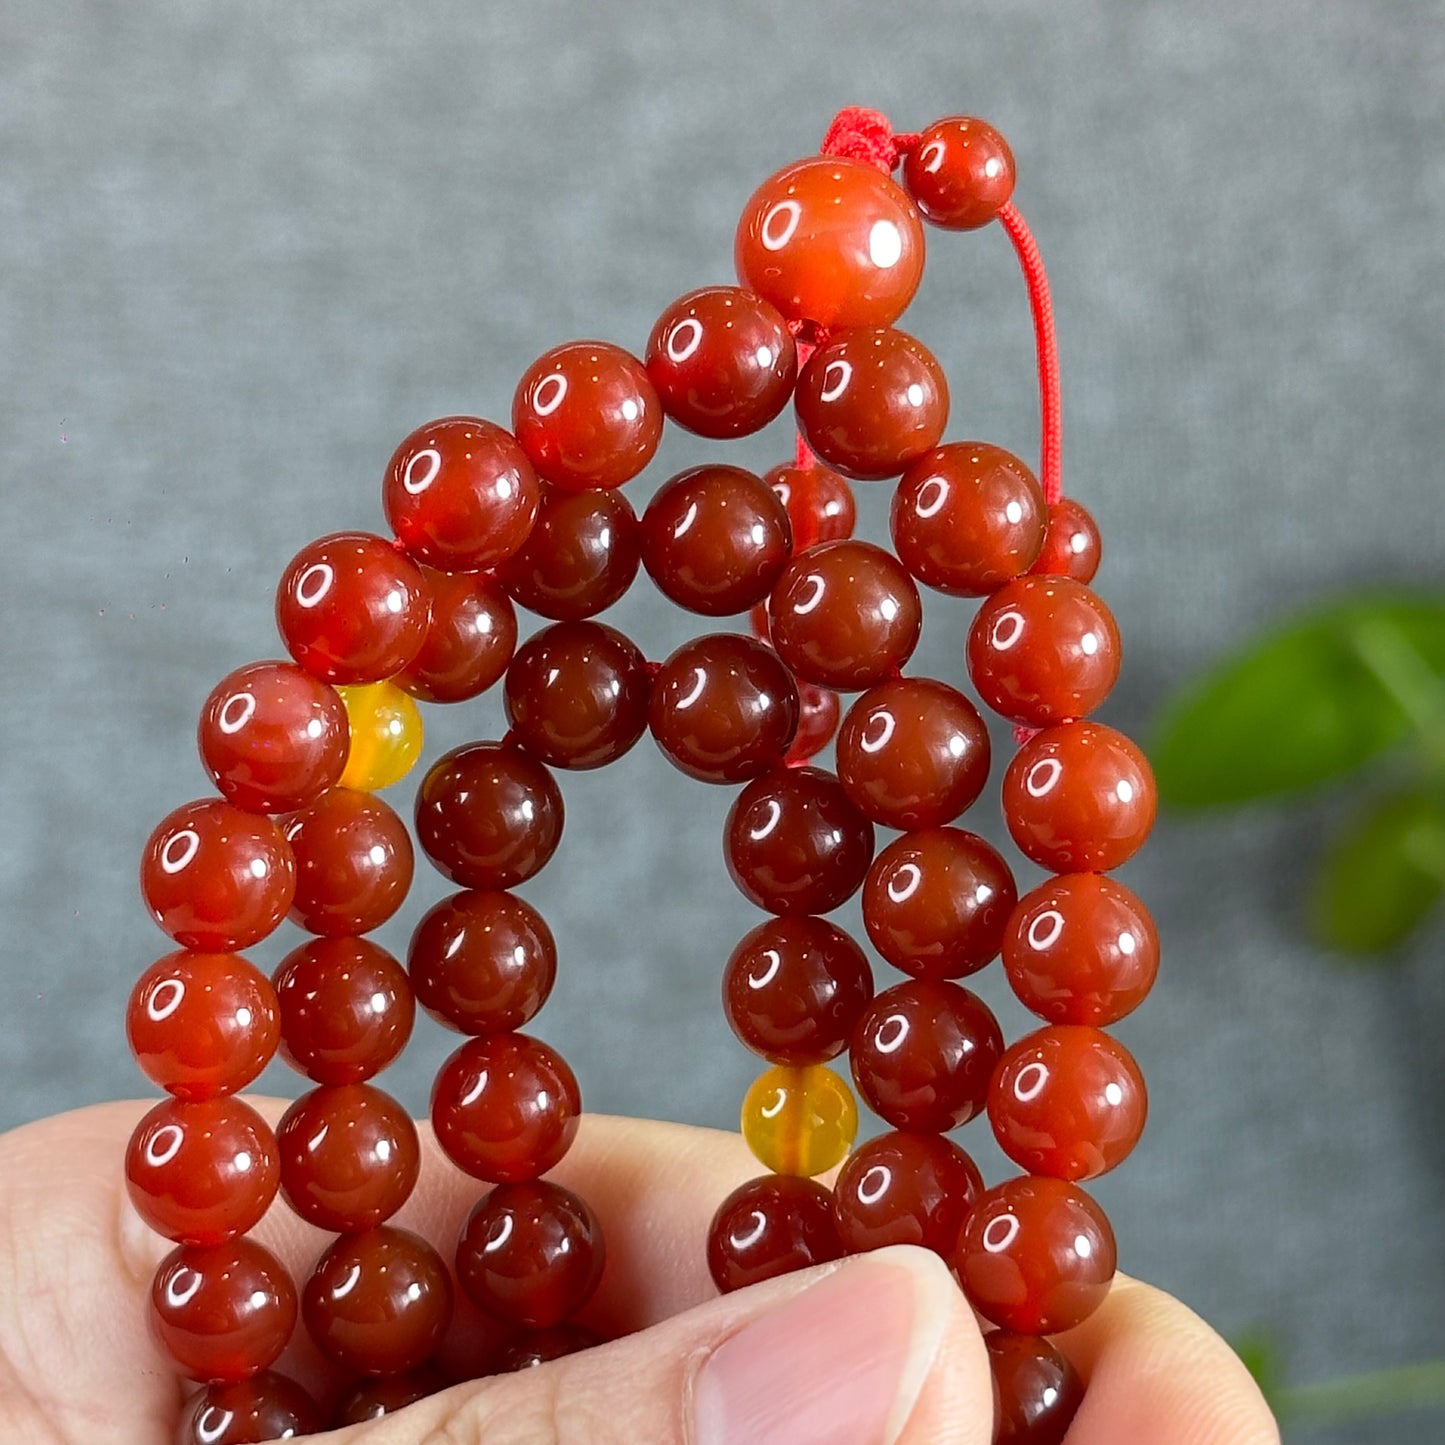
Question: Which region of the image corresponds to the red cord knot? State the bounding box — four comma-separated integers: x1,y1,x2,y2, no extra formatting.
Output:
642,659,663,682
820,107,917,173
1013,723,1040,747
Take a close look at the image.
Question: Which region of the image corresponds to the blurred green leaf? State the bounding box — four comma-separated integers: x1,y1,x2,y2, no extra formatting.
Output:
1311,790,1445,954
1232,1330,1285,1413
1152,595,1445,807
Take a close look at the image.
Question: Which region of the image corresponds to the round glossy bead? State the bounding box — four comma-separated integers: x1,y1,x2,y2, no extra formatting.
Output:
335,1368,448,1424
641,465,793,616
649,632,799,784
903,116,1016,230
383,415,540,572
740,1063,857,1177
1003,722,1157,872
768,540,922,690
1030,496,1102,584
734,156,925,329
836,678,990,830
504,620,651,769
787,681,842,765
334,681,424,792
281,787,413,935
415,741,564,890
863,827,1017,980
795,328,948,481
197,661,349,814
495,1325,602,1371
832,1131,983,1257
725,766,875,916
150,1238,296,1382
277,1084,420,1231
850,980,1003,1133
141,799,296,953
1003,874,1159,1025
764,462,855,550
511,341,662,491
409,890,556,1034
127,950,279,1099
456,1180,605,1329
396,568,518,703
495,483,641,621
645,286,797,438
273,937,414,1084
989,1025,1148,1181
954,1176,1116,1334
125,1097,279,1245
275,532,430,684
723,916,874,1065
707,1174,845,1294
987,1332,1085,1445
177,1372,323,1445
303,1225,453,1376
432,1032,581,1182
968,576,1121,727
891,443,1045,596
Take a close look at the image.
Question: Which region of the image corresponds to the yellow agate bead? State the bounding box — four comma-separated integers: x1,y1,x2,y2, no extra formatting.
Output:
335,681,423,791
741,1063,858,1177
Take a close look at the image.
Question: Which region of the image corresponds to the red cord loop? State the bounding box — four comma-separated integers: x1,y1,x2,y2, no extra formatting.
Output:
819,106,918,173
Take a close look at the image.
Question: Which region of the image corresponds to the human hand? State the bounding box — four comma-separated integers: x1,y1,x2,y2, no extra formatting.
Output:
0,1100,1278,1443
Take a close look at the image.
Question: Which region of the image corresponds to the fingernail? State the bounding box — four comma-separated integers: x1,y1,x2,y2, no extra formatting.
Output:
691,1248,950,1445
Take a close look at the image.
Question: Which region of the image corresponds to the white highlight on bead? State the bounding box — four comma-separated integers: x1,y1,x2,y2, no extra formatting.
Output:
145,1123,184,1167
1012,1061,1050,1103
1104,1081,1124,1107
677,666,710,710
459,1067,491,1109
886,862,922,904
1027,909,1066,952
1074,1234,1094,1260
749,799,783,842
403,447,442,495
792,574,826,616
868,219,904,270
485,1214,515,1254
332,1262,363,1299
620,397,641,422
857,1164,892,1206
918,139,945,173
859,711,895,754
164,1267,203,1308
820,360,853,403
532,373,568,417
217,691,256,734
666,318,703,364
1116,779,1135,803
905,382,925,408
295,562,334,609
913,476,949,519
750,949,782,990
760,199,802,251
160,829,200,874
1026,759,1063,797
760,1086,788,1120
731,1208,769,1252
982,1214,1021,1253
146,978,185,1022
1118,930,1137,956
1081,631,1100,656
990,610,1026,651
874,1013,910,1054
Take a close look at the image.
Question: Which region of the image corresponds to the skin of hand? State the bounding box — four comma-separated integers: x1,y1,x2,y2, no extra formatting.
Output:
0,1100,1279,1445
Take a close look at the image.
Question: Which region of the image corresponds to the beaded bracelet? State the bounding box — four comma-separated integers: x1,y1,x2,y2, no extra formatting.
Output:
123,106,1158,1445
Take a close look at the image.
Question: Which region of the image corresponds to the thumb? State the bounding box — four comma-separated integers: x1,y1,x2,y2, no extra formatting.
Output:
326,1245,992,1445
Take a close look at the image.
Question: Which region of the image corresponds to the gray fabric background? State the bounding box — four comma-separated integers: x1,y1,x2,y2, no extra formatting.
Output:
2,2,1443,1440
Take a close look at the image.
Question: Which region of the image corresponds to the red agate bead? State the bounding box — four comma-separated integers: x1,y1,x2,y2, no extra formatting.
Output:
649,632,800,784
968,576,1121,727
503,620,651,769
795,328,948,481
303,1226,453,1376
645,286,796,438
494,483,641,621
335,1369,448,1424
836,677,990,830
408,890,556,1034
987,1332,1085,1445
273,937,414,1084
903,116,1016,230
707,1174,845,1294
141,799,296,952
415,741,564,889
832,1131,982,1257
127,950,279,1099
862,827,1016,979
177,1372,323,1445
891,443,1045,596
197,661,349,814
396,567,517,703
496,1325,603,1371
955,1176,1116,1334
787,681,842,765
725,766,875,916
151,1238,296,1383
1003,874,1159,1025
511,341,662,491
1030,496,1102,583
641,465,793,616
431,1032,581,1182
1003,722,1157,872
768,540,922,690
765,462,855,550
722,916,874,1065
275,532,430,684
126,1097,279,1245
456,1180,605,1328
383,415,540,572
734,156,925,329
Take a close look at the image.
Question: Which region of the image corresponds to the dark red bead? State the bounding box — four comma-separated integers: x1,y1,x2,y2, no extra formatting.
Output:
456,1180,605,1328
415,741,564,889
432,1033,581,1183
495,1324,602,1372
725,766,875,916
396,567,518,703
764,462,855,551
722,916,874,1065
786,681,842,765
987,1332,1085,1445
198,661,349,815
707,1174,845,1294
275,531,430,684
504,620,651,769
903,116,1016,230
408,889,556,1035
334,1368,447,1424
832,1130,982,1257
850,980,1003,1133
1029,496,1101,584
176,1371,323,1444
383,415,540,572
